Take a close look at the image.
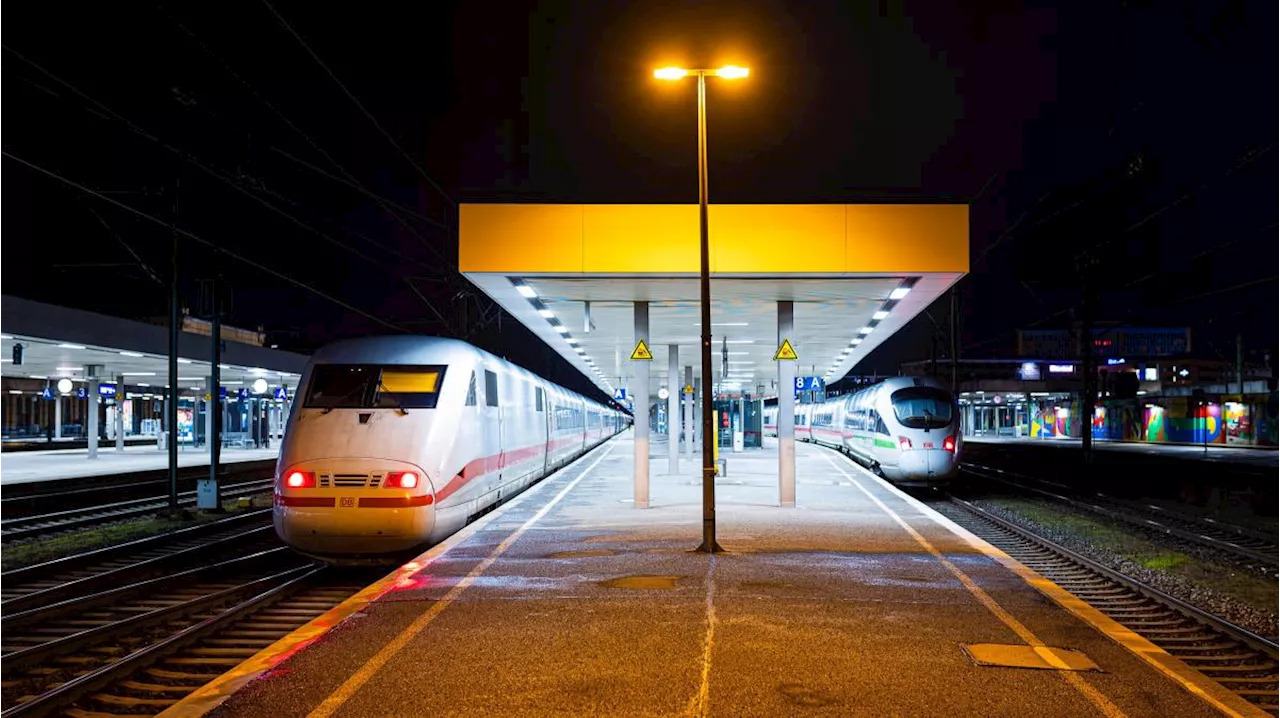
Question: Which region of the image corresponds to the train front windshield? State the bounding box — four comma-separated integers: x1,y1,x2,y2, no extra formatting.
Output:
890,387,954,430
304,365,447,410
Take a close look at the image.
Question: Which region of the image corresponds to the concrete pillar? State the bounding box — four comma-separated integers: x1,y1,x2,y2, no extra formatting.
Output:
115,374,125,452
87,379,100,459
668,344,679,475
54,395,62,440
632,302,650,508
777,301,796,507
684,366,694,458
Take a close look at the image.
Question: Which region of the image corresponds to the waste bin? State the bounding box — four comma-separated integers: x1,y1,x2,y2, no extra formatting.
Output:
157,431,168,451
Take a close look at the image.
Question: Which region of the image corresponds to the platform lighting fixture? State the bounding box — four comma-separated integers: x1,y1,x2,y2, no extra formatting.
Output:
554,325,569,333
122,372,156,376
574,347,585,354
56,366,83,372
851,338,863,346
537,308,555,319
872,311,889,321
516,284,538,299
655,61,750,553
119,351,145,357
57,378,73,394
8,390,22,395
566,337,580,345
30,375,47,379
137,383,150,387
0,335,11,339
858,327,874,335
889,286,911,300
177,358,192,364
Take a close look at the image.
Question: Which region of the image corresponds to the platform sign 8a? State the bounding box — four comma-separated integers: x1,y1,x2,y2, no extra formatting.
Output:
794,377,824,392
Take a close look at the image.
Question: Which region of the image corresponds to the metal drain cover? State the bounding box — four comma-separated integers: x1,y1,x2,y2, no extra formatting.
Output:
961,643,1100,672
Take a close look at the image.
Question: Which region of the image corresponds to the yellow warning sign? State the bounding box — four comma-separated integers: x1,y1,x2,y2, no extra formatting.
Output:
204,393,212,401
630,339,653,361
684,384,694,394
773,338,799,361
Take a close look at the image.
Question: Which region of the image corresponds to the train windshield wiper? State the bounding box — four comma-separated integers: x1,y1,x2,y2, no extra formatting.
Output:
319,382,371,414
923,407,933,433
376,379,410,416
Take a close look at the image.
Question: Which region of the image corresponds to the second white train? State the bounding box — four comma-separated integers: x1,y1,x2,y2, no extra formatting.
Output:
764,376,961,485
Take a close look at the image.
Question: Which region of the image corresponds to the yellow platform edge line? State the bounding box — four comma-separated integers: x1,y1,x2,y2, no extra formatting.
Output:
156,437,623,718
833,451,1271,718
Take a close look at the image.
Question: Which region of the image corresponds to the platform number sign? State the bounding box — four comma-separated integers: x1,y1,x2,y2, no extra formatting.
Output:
794,377,824,392
612,388,628,402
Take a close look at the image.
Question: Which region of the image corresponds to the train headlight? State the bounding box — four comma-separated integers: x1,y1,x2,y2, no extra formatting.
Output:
285,470,316,488
385,471,419,489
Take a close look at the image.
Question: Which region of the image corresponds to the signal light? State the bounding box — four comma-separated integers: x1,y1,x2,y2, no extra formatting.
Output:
898,436,912,451
385,471,419,489
284,470,316,488
943,436,956,453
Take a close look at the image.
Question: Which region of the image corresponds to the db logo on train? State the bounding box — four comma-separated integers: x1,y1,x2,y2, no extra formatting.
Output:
339,497,356,508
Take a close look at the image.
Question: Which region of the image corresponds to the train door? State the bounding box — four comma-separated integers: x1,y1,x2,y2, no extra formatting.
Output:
483,368,502,493
539,386,551,477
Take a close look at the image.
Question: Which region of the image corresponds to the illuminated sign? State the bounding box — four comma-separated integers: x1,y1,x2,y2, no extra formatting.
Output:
1106,358,1126,365
1048,364,1074,374
1017,362,1041,380
98,383,117,398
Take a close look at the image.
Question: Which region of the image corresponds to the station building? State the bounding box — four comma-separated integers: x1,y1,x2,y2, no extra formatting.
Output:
900,325,1278,447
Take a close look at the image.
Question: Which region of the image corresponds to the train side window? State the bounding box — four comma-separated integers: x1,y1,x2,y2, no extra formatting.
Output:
465,372,477,406
536,387,544,412
484,370,499,407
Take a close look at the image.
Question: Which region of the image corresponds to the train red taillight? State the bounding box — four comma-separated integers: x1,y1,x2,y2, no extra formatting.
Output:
284,470,316,488
898,436,912,451
385,471,419,489
943,436,956,453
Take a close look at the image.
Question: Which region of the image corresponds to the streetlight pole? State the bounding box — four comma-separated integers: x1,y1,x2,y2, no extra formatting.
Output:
694,70,720,554
655,65,747,554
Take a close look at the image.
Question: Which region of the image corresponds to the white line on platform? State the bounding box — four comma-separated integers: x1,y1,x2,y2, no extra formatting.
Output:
306,444,616,718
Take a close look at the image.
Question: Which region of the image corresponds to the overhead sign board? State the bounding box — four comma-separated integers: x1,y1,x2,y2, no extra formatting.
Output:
773,338,798,361
684,384,694,395
98,383,118,398
794,376,824,392
274,386,289,400
612,388,628,401
1048,363,1075,374
630,339,653,361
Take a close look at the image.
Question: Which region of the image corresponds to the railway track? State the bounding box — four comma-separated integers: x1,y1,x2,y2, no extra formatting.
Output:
0,479,276,541
2,511,276,613
961,462,1279,569
0,507,380,718
937,495,1279,715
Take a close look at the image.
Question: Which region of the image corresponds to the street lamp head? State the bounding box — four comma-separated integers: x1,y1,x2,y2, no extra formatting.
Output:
654,67,688,80
716,65,749,79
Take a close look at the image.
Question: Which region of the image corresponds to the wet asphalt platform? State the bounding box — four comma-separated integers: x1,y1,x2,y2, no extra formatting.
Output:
188,433,1260,718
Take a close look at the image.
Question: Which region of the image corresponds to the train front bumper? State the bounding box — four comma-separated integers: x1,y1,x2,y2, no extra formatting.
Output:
273,458,436,556
884,449,958,485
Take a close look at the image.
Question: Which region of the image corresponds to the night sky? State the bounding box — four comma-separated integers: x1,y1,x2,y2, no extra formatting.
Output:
4,0,1276,402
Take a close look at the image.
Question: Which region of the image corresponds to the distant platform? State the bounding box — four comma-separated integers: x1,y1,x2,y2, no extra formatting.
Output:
965,435,1278,468
178,434,1244,718
0,444,279,485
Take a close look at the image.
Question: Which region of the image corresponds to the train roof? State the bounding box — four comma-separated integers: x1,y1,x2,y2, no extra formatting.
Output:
307,335,617,411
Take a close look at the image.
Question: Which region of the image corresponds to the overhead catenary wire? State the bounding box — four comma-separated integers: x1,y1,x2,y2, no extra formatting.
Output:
259,0,453,206
2,149,408,334
5,43,460,333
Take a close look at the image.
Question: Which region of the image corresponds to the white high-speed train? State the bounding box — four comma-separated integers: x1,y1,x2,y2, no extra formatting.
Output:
763,376,961,486
273,336,628,562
